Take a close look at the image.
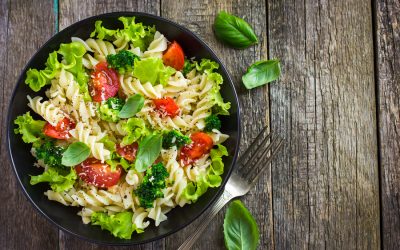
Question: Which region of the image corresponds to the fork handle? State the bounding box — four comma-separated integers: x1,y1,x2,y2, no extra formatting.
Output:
177,189,234,250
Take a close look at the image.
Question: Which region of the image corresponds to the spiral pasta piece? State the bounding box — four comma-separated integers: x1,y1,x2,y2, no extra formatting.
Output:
143,31,168,58
161,148,189,207
27,96,65,126
120,75,164,99
69,122,111,162
58,69,97,123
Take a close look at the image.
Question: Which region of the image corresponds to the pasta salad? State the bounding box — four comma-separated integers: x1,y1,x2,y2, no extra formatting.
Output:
13,17,231,239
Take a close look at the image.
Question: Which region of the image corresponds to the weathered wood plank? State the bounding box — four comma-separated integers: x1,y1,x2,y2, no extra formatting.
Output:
376,0,400,248
268,0,380,249
162,0,271,249
0,0,59,249
58,1,161,249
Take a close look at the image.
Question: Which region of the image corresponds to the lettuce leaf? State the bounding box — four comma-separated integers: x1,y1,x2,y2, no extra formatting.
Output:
195,59,220,74
25,68,49,92
90,20,118,40
116,17,156,51
25,42,90,100
209,144,228,175
208,73,231,115
183,144,228,202
91,211,141,239
30,167,77,192
14,112,46,144
133,57,175,86
121,117,150,146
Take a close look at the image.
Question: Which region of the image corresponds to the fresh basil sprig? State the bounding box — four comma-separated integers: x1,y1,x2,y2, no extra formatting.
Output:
134,133,162,172
214,11,258,49
242,59,281,89
61,142,90,166
224,200,260,250
118,94,145,118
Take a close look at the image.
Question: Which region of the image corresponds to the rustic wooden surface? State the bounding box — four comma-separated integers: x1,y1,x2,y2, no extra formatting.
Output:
0,0,399,249
376,0,400,249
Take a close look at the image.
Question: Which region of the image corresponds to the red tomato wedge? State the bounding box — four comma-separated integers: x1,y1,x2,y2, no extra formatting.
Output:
75,158,122,188
116,143,138,162
162,41,185,71
43,117,75,140
153,97,180,117
180,132,214,165
89,61,120,102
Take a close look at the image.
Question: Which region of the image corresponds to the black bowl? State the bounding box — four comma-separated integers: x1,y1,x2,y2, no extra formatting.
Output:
7,12,240,245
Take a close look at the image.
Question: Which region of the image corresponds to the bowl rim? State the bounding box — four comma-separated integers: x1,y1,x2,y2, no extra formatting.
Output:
6,11,241,246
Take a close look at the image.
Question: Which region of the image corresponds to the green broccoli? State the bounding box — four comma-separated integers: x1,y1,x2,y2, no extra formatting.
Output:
182,59,195,76
162,130,191,149
134,163,169,208
204,114,221,132
99,97,125,122
106,50,140,74
35,140,66,169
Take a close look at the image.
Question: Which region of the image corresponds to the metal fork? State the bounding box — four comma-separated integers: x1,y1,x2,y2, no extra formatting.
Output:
178,127,284,250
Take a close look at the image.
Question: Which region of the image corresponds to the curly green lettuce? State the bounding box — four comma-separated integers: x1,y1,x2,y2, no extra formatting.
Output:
90,20,117,40
25,52,61,92
91,211,143,239
14,112,45,144
133,57,175,86
25,42,90,101
30,167,77,193
91,17,156,52
183,144,228,202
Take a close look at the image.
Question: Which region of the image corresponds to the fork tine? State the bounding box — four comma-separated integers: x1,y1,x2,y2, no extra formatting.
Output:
249,137,284,187
243,136,281,179
237,127,271,173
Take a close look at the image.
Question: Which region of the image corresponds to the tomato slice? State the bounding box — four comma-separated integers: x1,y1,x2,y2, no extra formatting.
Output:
180,132,214,165
153,97,180,117
89,61,120,102
75,158,122,188
116,143,138,162
43,117,75,140
162,41,185,71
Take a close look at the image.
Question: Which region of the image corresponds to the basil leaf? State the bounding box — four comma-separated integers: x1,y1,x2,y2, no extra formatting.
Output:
134,133,162,172
61,142,90,166
242,59,281,89
214,11,258,49
224,200,259,250
118,94,145,118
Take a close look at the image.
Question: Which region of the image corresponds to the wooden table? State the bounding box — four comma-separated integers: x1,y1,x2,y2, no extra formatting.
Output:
0,0,398,249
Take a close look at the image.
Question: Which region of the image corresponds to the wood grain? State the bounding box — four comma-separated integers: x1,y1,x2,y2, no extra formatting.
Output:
0,0,59,249
161,0,271,249
268,0,380,249
58,1,161,249
376,0,400,249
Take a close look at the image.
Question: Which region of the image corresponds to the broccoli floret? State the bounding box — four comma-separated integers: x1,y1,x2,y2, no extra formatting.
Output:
106,50,140,74
182,59,195,76
204,114,221,132
162,130,191,149
99,97,125,122
134,163,169,208
35,140,66,169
